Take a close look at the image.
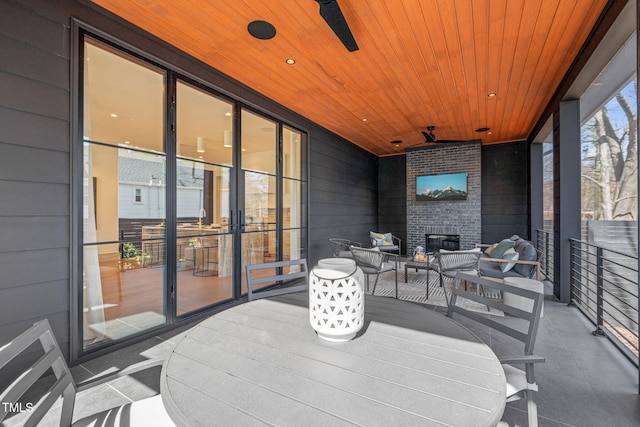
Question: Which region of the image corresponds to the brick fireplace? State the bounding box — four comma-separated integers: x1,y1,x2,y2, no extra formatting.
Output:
406,143,481,256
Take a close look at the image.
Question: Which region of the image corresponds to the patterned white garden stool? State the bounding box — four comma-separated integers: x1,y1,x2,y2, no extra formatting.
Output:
309,258,365,342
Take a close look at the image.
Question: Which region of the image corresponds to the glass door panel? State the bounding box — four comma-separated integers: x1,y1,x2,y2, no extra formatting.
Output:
283,179,306,260
82,38,166,348
175,160,233,315
240,109,276,293
176,81,234,315
283,126,305,179
283,126,307,263
241,110,276,174
283,179,303,229
176,81,233,167
241,171,276,293
239,111,307,293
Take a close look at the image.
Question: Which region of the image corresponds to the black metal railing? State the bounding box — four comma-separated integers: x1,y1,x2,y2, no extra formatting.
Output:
535,229,554,282
569,238,639,368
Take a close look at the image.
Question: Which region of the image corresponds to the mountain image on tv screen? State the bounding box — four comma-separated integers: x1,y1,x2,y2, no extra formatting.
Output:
416,173,467,201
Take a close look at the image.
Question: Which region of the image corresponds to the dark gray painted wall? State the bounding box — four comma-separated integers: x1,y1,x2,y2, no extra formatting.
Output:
309,131,378,263
0,0,378,361
378,155,407,255
0,0,72,357
481,142,531,243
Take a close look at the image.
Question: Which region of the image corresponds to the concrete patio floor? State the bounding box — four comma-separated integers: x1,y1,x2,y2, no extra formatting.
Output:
59,282,640,426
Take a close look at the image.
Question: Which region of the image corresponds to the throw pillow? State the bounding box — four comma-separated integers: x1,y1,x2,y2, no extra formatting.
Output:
500,248,519,272
489,239,515,258
370,231,394,247
484,243,498,256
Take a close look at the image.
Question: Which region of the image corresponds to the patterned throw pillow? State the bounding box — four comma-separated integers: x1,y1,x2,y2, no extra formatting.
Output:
500,248,520,272
370,231,394,247
489,238,516,259
484,243,498,256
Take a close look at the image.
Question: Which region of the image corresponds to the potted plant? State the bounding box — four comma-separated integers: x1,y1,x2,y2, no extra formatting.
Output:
119,242,145,271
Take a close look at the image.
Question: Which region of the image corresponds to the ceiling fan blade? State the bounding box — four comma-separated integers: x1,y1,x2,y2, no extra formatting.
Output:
315,0,359,52
434,139,482,144
421,131,436,143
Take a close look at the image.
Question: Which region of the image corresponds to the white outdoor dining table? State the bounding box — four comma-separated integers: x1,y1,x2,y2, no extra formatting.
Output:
161,293,506,426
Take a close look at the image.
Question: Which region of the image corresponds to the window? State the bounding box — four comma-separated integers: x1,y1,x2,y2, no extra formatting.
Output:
134,188,142,203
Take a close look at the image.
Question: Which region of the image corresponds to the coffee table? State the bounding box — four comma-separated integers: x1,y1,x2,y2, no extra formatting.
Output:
404,253,434,298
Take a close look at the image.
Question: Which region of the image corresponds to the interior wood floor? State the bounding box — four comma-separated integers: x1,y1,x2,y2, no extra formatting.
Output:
97,257,276,321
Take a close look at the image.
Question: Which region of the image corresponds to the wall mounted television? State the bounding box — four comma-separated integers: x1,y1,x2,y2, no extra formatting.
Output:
416,172,468,201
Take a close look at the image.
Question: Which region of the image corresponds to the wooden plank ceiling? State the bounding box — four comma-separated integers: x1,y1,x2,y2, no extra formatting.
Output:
91,0,608,156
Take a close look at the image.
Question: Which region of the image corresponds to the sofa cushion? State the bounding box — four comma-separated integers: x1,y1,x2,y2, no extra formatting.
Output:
478,259,526,279
512,240,537,277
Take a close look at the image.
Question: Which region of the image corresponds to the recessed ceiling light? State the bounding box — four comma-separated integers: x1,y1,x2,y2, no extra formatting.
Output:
285,58,296,65
124,140,130,144
475,127,491,132
248,20,276,40
488,131,493,135
488,93,497,98
391,140,402,146
225,112,231,116
110,113,118,118
362,118,368,122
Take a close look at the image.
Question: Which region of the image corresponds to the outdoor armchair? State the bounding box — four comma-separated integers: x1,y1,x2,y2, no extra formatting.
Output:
430,249,483,304
0,319,174,426
329,238,362,258
245,258,309,301
369,232,402,256
447,272,545,427
350,246,399,297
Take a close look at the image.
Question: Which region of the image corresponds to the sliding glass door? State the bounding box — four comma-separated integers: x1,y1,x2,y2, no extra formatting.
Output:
81,38,167,346
79,34,307,354
175,81,235,315
240,110,307,294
